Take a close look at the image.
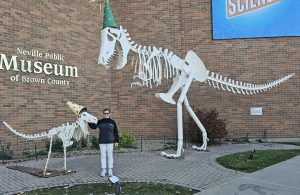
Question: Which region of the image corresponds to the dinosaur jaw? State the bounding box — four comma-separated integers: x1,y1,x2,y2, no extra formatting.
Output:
98,43,116,68
115,42,127,69
99,41,127,70
100,49,116,68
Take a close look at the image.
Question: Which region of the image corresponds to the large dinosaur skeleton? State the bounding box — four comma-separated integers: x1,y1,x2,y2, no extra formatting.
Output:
98,26,294,159
3,102,98,175
95,0,295,158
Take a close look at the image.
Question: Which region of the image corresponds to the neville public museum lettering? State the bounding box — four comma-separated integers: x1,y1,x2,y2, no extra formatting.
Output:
0,53,78,77
227,0,280,18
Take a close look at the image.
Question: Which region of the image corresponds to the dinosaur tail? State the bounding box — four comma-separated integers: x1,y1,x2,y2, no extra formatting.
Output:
3,121,48,140
205,71,295,95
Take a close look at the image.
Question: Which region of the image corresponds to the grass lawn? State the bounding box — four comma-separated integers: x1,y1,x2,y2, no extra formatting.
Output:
272,142,300,146
216,149,300,173
26,182,198,195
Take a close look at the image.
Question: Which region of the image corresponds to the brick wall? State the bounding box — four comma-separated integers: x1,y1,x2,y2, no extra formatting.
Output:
0,0,110,151
0,0,299,153
110,0,299,140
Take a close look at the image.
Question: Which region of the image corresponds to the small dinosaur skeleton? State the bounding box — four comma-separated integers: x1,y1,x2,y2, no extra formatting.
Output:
3,102,97,175
97,1,295,158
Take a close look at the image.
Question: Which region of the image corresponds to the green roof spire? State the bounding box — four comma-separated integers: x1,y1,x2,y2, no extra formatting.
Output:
103,0,117,29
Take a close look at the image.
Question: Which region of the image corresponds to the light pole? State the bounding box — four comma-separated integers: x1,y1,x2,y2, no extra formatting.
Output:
108,175,121,195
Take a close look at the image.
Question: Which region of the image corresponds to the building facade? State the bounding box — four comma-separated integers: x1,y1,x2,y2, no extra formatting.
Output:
0,0,299,151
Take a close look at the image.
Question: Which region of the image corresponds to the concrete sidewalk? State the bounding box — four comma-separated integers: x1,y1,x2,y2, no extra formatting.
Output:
0,143,299,195
197,155,300,195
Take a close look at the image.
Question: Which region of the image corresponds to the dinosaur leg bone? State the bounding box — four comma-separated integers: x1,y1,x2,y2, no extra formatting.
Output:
184,97,208,151
44,136,53,175
63,147,72,173
58,124,77,172
161,72,194,158
155,72,187,105
63,146,67,172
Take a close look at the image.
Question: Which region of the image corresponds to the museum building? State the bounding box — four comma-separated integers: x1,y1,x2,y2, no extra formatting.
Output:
0,0,299,151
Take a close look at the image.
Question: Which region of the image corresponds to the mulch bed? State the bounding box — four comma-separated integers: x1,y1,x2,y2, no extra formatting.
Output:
6,166,76,178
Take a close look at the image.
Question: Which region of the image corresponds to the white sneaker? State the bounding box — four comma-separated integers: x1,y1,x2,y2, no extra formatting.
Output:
108,169,113,177
101,169,106,177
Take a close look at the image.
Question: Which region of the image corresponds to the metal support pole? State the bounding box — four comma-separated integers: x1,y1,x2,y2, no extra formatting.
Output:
140,136,143,152
184,132,186,148
16,136,19,167
35,144,37,160
2,147,4,164
114,182,121,195
87,135,91,148
264,130,268,142
108,176,121,195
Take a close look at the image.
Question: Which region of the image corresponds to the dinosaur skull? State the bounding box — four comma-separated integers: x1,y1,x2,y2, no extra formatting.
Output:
79,111,97,124
78,111,97,137
98,27,130,69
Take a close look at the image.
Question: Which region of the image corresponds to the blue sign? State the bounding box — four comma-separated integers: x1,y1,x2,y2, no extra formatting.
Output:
212,0,300,39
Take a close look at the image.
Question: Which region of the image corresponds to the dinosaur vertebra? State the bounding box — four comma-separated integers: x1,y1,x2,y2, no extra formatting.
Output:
3,102,97,175
97,0,295,159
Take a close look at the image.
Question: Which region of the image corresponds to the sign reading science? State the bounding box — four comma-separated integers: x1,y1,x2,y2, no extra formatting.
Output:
212,0,300,39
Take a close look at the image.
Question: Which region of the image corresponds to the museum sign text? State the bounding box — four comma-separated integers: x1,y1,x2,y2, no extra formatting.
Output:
0,48,79,87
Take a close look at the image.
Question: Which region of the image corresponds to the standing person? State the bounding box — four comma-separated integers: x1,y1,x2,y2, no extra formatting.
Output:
89,108,119,177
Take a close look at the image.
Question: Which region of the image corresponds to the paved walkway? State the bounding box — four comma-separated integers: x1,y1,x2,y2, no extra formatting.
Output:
0,143,299,195
198,155,300,195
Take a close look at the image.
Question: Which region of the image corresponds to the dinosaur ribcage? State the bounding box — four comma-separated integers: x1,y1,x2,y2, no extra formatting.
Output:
131,46,183,88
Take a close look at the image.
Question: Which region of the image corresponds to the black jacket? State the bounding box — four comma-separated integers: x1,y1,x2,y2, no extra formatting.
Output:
89,118,119,144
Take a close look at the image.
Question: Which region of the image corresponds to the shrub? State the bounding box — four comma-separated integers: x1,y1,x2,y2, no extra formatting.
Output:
46,139,63,153
91,136,99,149
70,138,79,149
119,132,136,148
46,137,91,152
80,137,87,148
0,143,13,160
187,108,228,145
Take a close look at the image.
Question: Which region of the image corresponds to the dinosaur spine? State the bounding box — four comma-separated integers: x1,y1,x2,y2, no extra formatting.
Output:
3,121,48,140
206,71,295,95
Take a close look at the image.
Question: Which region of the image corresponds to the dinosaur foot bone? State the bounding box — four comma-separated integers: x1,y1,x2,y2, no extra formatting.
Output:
160,149,184,159
43,171,51,176
155,93,176,105
191,143,207,151
191,138,208,151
